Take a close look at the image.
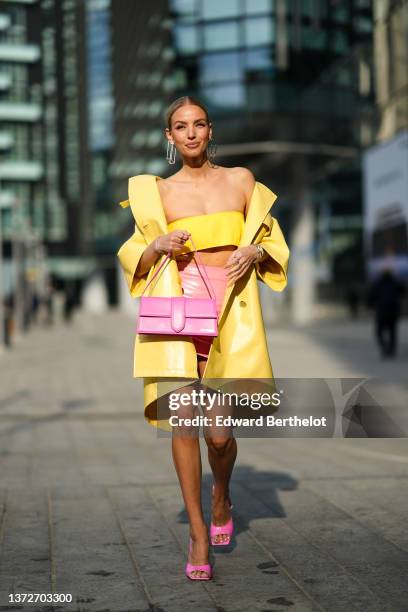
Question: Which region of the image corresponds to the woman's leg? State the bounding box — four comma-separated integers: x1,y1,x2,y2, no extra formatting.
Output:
198,357,238,544
171,383,210,578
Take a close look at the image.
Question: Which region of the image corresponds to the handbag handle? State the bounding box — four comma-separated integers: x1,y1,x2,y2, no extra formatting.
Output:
189,237,217,301
140,249,171,296
141,236,217,300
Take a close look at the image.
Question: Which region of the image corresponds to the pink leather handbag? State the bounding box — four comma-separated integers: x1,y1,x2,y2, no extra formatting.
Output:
136,237,218,337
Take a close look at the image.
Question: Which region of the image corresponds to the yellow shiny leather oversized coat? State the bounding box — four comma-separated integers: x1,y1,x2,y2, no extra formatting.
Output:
117,174,290,430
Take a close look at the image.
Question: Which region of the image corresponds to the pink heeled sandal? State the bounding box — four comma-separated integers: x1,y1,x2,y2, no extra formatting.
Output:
185,538,212,581
210,484,234,546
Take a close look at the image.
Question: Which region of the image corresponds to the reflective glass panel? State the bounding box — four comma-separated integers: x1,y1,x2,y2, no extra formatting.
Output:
247,82,276,112
199,52,243,83
302,26,327,50
201,83,245,108
332,5,349,23
202,0,240,19
170,0,197,18
244,17,274,46
245,48,274,71
301,0,314,18
332,30,348,53
174,24,199,53
317,0,328,18
244,0,272,14
354,17,372,33
203,21,239,50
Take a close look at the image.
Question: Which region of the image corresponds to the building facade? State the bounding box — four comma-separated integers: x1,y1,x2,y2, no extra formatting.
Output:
0,0,43,332
110,0,175,306
40,0,91,267
168,0,376,321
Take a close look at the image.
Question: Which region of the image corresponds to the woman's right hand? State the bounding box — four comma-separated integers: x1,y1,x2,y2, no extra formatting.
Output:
154,230,191,255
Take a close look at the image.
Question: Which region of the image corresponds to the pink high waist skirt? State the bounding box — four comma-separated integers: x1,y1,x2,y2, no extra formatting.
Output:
177,258,228,358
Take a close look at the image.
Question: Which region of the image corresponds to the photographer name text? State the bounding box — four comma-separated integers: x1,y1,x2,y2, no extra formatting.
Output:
169,415,327,428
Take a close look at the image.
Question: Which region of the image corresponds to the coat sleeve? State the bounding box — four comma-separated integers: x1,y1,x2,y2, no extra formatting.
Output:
117,221,149,298
254,212,290,292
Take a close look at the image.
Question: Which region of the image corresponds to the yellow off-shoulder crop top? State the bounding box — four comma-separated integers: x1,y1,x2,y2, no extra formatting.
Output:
167,210,244,253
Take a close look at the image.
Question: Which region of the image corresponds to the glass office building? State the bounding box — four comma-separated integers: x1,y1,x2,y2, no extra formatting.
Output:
86,0,116,302
169,0,373,144
110,1,174,222
168,0,376,319
0,0,43,241
0,0,43,330
39,0,92,296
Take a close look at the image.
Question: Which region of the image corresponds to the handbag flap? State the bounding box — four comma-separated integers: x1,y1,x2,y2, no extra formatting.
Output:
139,296,217,318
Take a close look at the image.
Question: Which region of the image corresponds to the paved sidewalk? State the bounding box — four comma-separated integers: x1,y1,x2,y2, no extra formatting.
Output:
0,310,407,611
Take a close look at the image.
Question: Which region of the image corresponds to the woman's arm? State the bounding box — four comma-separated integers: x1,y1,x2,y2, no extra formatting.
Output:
135,229,191,278
117,225,191,297
134,240,161,279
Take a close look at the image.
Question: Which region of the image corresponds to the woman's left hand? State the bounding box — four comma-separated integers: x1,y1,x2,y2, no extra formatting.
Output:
224,245,258,286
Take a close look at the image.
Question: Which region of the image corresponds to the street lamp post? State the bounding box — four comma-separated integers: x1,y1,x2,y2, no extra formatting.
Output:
0,178,12,350
0,180,4,350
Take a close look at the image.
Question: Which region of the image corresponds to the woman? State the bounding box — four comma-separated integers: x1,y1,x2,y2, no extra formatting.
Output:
117,96,290,580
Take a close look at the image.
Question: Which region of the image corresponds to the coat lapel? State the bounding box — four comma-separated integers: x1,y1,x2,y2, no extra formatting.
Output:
241,181,278,245
128,174,168,242
216,181,278,327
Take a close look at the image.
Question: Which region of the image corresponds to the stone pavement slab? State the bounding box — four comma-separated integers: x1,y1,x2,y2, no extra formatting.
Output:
0,310,407,611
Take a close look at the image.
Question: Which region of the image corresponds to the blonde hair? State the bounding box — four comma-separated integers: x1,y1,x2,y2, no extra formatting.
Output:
164,95,211,130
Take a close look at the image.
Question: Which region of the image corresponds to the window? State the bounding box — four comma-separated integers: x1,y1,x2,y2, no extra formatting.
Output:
332,5,349,23
245,49,273,70
170,0,197,20
202,0,240,20
174,24,199,53
174,24,198,54
354,17,372,33
244,17,274,46
302,26,327,50
201,83,245,108
199,51,243,84
244,0,272,15
146,129,162,148
203,21,239,50
131,131,147,149
248,82,276,112
147,100,164,118
301,0,315,18
332,30,348,53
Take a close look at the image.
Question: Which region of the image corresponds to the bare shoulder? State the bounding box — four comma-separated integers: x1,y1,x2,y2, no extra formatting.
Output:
228,166,255,180
227,167,256,203
157,173,177,197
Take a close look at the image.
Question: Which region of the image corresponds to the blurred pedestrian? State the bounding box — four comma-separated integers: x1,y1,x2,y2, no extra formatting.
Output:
345,283,360,319
3,295,14,348
31,291,40,323
23,290,31,331
63,282,75,323
367,268,406,358
43,282,54,326
3,299,10,347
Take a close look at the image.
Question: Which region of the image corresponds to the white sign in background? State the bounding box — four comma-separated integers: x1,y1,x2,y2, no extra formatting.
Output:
362,130,408,279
